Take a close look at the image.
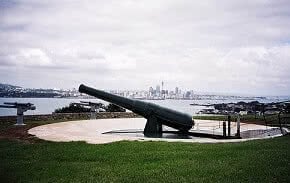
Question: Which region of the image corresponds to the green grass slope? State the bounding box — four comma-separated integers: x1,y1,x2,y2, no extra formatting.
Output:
0,136,289,183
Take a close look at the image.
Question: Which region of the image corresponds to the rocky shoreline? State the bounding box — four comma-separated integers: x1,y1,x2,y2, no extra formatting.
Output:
196,100,290,115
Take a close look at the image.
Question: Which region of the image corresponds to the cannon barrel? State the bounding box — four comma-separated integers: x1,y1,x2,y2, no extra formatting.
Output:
79,84,193,135
2,102,35,110
0,105,16,108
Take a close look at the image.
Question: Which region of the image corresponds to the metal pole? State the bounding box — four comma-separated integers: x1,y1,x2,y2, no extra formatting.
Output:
228,115,231,136
16,107,25,125
278,111,283,134
237,114,241,138
90,105,96,119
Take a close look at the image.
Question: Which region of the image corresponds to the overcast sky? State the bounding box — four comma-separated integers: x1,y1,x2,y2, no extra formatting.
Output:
1,0,290,95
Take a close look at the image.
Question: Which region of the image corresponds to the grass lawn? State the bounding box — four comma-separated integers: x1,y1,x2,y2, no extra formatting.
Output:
0,115,289,182
0,135,290,182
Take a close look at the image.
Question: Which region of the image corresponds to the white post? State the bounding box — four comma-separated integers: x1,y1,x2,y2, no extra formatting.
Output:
15,107,26,125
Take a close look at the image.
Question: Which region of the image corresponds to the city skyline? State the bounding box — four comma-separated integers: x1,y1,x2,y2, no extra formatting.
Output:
2,81,289,97
1,1,290,95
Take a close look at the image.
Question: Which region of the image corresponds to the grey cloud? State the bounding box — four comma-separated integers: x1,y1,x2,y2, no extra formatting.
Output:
0,0,290,95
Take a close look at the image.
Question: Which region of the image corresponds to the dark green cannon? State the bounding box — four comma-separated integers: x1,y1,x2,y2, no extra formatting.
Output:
79,84,194,137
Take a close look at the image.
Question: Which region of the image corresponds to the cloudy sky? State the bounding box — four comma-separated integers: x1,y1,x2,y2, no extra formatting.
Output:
1,0,290,95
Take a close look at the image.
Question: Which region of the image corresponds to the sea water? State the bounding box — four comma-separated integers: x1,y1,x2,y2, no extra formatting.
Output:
0,96,289,116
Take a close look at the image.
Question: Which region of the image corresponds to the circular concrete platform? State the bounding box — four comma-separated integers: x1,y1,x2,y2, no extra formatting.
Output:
28,118,283,144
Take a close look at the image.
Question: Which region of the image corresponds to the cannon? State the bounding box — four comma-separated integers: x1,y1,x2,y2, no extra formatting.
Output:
72,101,105,119
79,84,194,137
0,102,36,125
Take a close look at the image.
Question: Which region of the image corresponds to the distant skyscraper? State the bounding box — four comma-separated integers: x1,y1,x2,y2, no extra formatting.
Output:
175,87,178,95
149,87,154,96
156,85,160,94
185,91,191,98
161,81,165,97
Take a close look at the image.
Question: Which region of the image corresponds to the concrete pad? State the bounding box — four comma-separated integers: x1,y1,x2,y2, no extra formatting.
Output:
28,118,283,144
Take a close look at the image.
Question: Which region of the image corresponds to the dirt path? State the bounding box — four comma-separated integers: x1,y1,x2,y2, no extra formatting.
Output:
0,124,41,143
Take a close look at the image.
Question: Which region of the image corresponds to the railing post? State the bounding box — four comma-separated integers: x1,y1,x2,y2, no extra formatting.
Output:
237,114,241,138
228,115,231,136
278,111,283,133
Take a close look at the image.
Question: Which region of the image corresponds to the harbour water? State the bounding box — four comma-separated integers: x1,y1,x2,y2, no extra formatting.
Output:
0,96,289,116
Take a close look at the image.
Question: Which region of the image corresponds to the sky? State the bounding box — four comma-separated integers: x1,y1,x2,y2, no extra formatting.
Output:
0,0,290,96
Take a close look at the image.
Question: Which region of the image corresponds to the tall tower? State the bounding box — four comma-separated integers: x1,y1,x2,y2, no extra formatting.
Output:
161,81,165,99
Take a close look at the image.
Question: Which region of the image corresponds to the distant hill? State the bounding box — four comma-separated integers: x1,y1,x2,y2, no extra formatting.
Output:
0,83,61,98
0,83,21,90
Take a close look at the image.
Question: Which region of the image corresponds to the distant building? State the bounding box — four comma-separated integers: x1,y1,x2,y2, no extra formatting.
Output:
190,90,194,97
156,85,160,95
185,91,191,99
149,87,154,96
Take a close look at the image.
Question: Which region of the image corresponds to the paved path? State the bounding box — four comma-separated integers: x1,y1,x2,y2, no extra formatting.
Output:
28,118,282,144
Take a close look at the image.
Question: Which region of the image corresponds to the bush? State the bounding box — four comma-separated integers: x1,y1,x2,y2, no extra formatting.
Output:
54,103,91,113
106,103,126,112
